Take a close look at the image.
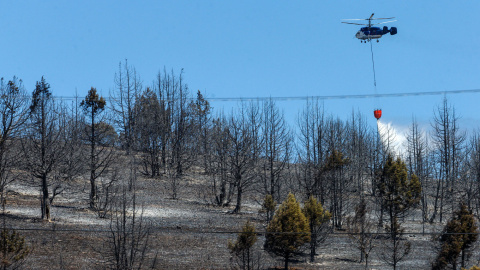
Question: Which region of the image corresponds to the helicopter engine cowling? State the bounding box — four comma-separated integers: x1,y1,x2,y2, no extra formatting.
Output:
383,26,389,35
390,27,397,35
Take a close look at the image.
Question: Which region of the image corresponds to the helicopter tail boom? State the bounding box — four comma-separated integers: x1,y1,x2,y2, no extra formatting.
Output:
382,26,397,35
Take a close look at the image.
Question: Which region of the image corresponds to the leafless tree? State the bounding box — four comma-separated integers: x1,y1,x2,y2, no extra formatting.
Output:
323,117,351,229
95,167,121,219
260,98,292,201
430,98,466,222
0,77,29,207
244,101,263,203
296,98,327,202
165,70,195,199
372,120,396,227
22,77,67,220
104,161,151,270
153,69,173,173
58,94,87,186
466,132,480,217
151,69,196,199
110,60,141,156
228,106,256,213
210,115,233,206
246,101,263,169
190,90,212,174
134,88,162,177
346,198,377,269
49,101,88,207
405,119,431,230
345,111,372,198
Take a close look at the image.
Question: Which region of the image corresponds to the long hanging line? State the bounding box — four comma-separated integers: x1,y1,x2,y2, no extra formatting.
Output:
370,40,377,95
370,40,383,155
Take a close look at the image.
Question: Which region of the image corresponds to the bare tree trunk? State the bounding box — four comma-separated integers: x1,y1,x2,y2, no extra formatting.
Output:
233,184,242,213
90,120,96,208
41,174,50,220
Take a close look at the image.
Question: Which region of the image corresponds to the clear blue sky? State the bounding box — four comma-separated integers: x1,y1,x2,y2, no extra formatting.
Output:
1,1,479,134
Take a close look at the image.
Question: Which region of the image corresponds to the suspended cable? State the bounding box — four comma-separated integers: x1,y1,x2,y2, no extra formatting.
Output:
370,40,377,91
3,88,480,102
205,88,480,101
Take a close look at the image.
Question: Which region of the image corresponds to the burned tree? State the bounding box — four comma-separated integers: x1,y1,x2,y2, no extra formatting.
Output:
190,90,212,174
80,87,116,209
104,163,151,270
134,88,162,177
110,60,141,155
261,99,292,201
405,119,431,230
23,77,67,220
228,109,256,214
346,198,377,269
323,148,349,229
210,116,233,206
0,78,28,210
296,99,327,202
430,98,466,222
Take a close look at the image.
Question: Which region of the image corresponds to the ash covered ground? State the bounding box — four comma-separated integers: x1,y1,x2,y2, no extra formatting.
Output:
3,172,479,270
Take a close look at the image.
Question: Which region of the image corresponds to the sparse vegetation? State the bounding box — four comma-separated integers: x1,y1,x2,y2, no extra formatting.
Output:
0,229,30,270
228,220,258,270
346,197,377,269
302,195,331,263
433,203,478,270
376,154,422,270
0,65,480,269
261,194,276,223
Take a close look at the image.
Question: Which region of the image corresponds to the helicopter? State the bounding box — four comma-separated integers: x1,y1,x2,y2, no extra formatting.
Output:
342,13,397,43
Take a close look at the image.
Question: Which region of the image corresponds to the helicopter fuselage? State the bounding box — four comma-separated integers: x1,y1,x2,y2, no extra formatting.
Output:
356,26,397,41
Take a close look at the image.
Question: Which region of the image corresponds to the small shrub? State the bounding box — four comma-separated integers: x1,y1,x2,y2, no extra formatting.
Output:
0,229,30,269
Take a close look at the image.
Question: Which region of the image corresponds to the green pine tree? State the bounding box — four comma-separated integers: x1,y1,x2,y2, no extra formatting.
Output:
228,220,258,270
265,193,310,270
302,195,331,263
261,194,276,223
433,203,478,270
377,155,421,223
0,229,30,270
377,154,421,270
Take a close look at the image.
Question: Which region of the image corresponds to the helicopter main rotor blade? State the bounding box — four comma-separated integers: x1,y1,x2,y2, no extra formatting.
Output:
341,22,367,26
342,17,395,21
371,20,397,25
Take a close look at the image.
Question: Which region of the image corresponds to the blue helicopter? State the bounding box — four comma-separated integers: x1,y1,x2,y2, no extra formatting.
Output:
342,13,397,43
